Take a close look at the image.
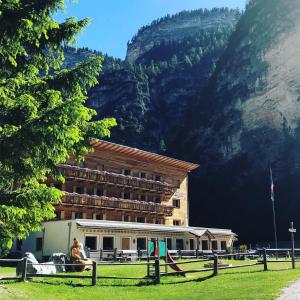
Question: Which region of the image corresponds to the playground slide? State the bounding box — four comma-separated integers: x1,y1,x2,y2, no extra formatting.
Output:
165,250,185,275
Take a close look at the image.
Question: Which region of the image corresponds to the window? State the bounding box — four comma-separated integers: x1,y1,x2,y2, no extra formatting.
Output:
140,172,146,179
75,212,83,219
173,220,180,226
36,237,43,251
155,197,161,204
221,241,227,251
155,175,161,182
123,192,130,199
140,195,146,202
155,219,162,224
212,240,218,251
103,237,114,250
75,186,84,194
95,214,103,220
16,239,23,251
96,189,103,196
190,239,195,250
123,169,131,176
173,198,180,208
166,238,172,250
136,217,145,223
97,164,104,171
137,237,146,250
123,215,130,222
202,240,209,250
176,239,184,250
85,236,97,251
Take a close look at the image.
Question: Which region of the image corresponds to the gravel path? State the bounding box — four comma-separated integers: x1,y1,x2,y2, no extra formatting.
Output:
278,279,300,299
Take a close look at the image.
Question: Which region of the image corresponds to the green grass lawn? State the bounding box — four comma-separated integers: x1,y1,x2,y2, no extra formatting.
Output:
1,259,300,299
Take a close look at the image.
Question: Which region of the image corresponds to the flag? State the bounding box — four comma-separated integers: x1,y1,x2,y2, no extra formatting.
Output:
270,168,275,202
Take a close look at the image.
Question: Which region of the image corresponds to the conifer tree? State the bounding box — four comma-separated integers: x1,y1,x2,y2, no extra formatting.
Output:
0,0,116,255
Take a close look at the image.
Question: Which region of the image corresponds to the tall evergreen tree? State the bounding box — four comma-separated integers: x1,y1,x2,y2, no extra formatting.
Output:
0,0,116,255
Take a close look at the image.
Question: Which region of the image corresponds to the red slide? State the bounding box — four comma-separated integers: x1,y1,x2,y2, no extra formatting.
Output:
165,250,185,275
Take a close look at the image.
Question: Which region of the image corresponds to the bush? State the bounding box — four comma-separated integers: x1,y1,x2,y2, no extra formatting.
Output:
239,244,248,253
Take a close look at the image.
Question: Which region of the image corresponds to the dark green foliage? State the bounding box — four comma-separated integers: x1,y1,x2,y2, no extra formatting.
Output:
0,0,116,255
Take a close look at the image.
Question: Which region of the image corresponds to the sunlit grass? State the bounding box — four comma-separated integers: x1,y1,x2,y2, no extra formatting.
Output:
1,259,300,299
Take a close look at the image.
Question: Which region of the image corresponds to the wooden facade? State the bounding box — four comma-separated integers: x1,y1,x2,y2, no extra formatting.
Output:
53,140,199,227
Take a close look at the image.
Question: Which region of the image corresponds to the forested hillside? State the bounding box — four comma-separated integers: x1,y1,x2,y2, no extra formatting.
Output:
179,0,300,243
62,2,300,243
82,8,239,151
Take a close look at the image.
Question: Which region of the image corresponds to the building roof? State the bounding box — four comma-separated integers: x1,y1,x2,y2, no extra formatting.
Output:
90,140,199,172
76,219,236,237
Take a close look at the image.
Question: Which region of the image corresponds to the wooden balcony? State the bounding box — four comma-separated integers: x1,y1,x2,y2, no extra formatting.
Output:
58,164,176,195
61,192,174,216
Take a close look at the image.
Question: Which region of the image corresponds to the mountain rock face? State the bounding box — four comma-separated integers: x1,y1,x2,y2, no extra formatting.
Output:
181,0,300,243
63,2,300,243
85,8,238,152
126,8,238,63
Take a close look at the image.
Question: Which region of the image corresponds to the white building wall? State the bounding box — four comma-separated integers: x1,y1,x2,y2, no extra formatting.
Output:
17,220,236,261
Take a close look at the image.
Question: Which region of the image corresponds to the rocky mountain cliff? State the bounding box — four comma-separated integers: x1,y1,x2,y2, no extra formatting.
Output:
126,8,238,63
84,8,238,152
62,2,300,243
178,0,300,243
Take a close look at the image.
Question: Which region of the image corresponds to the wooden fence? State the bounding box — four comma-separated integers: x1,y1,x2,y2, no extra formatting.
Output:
0,249,299,285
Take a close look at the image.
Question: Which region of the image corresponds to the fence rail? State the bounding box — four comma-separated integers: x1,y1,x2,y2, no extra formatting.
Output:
0,249,299,285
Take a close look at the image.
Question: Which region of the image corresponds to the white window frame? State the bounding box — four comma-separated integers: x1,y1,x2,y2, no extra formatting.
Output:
136,216,146,223
84,234,99,251
172,198,181,208
136,236,147,250
102,235,115,251
211,239,218,251
166,237,173,250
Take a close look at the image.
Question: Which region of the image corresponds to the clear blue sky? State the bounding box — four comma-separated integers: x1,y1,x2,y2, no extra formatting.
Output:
55,0,246,59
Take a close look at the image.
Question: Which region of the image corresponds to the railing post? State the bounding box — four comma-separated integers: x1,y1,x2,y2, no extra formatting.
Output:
154,258,160,284
213,254,218,276
263,248,268,271
21,257,28,282
196,248,199,259
92,261,97,286
147,254,150,277
113,248,117,261
292,247,296,269
99,248,103,261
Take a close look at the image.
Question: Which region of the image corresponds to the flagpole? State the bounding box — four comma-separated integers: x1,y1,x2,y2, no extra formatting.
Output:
270,168,278,258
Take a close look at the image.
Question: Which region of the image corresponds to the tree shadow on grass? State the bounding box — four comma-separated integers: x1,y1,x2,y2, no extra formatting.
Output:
159,273,215,286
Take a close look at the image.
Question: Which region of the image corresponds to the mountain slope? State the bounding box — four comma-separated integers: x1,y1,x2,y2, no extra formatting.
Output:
86,8,238,152
181,0,300,242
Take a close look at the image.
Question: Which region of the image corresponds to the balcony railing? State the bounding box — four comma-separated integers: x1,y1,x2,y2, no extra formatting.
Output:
58,164,176,195
61,192,174,216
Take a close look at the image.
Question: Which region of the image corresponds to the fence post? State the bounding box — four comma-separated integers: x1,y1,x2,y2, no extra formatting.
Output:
99,248,103,261
196,248,199,259
154,258,160,284
263,248,268,271
92,261,97,286
147,253,150,277
178,249,182,259
292,248,296,269
113,248,117,261
21,258,28,282
213,254,218,276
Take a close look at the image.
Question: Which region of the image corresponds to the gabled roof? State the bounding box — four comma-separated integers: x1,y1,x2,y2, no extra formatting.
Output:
76,219,236,237
90,140,199,172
